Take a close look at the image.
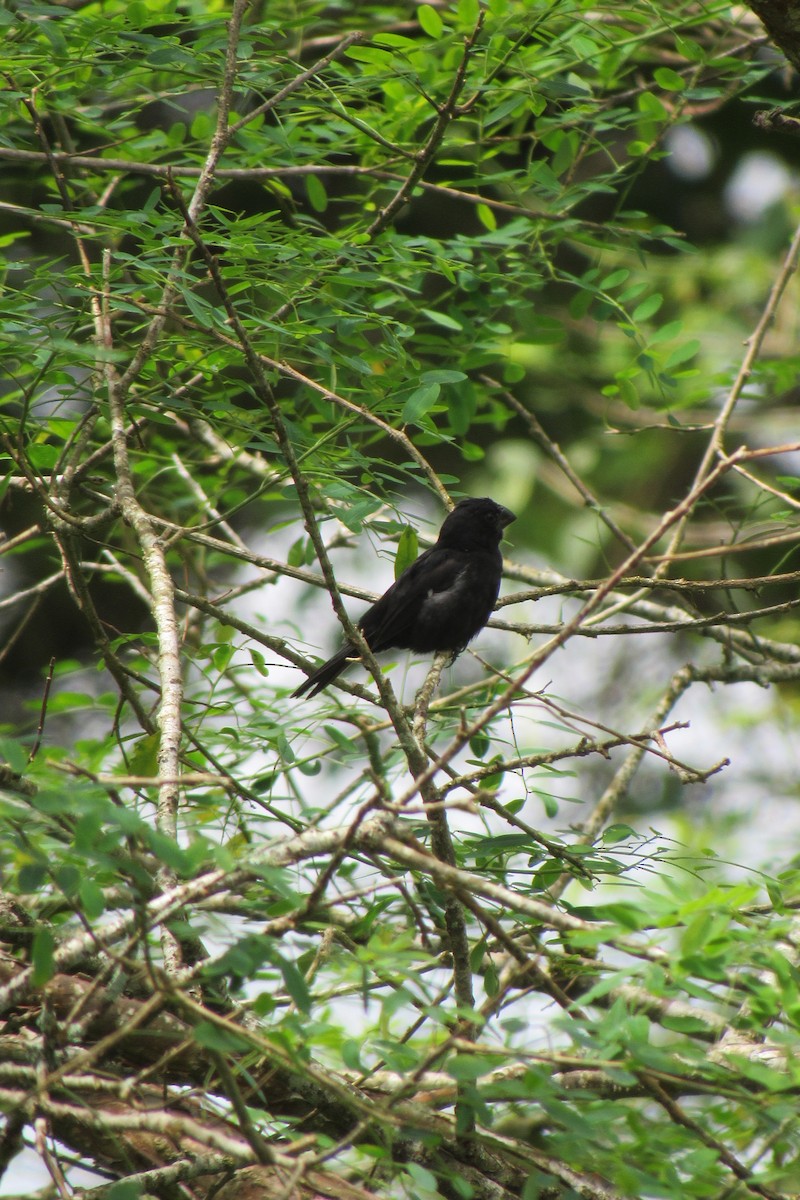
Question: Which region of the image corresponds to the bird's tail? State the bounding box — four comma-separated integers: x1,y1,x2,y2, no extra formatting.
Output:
291,645,355,698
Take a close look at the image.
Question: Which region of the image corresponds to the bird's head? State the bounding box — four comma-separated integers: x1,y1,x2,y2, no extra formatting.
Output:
438,497,515,550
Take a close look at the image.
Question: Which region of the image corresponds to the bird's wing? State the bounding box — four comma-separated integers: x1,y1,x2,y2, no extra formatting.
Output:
359,546,467,652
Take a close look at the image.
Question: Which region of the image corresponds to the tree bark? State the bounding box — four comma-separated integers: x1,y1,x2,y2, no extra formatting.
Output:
748,0,800,73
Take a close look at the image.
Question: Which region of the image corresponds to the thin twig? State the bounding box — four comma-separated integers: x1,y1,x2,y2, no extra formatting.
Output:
27,659,55,763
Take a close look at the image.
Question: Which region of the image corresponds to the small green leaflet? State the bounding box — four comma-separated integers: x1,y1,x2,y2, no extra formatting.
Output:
417,4,444,37
31,928,55,987
394,525,418,578
402,383,440,425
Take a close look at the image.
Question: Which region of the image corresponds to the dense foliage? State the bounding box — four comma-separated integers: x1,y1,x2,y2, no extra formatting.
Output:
1,1,800,1197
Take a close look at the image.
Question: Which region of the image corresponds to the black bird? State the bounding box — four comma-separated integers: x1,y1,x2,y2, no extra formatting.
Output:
291,497,515,698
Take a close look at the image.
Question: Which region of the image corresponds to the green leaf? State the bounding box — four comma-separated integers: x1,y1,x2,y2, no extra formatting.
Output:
420,308,463,331
324,725,361,754
632,294,663,321
551,130,578,176
447,378,476,435
342,1039,364,1071
654,66,685,90
183,288,218,328
193,1021,251,1053
105,1183,143,1200
420,369,468,384
617,376,640,408
522,1173,558,1200
279,956,311,1012
306,174,328,213
447,1053,497,1081
540,791,558,818
638,90,668,120
675,33,705,61
602,824,636,844
664,339,700,369
457,0,480,24
402,383,441,425
28,443,61,470
31,927,55,987
417,4,444,37
394,525,418,578
649,319,684,344
80,878,106,920
55,864,81,896
18,864,47,893
406,1163,438,1193
251,649,269,677
680,911,715,957
470,729,490,758
146,829,190,872
212,643,234,673
288,536,307,567
345,45,394,67
477,202,497,231
0,738,27,774
126,733,160,778
601,268,630,291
